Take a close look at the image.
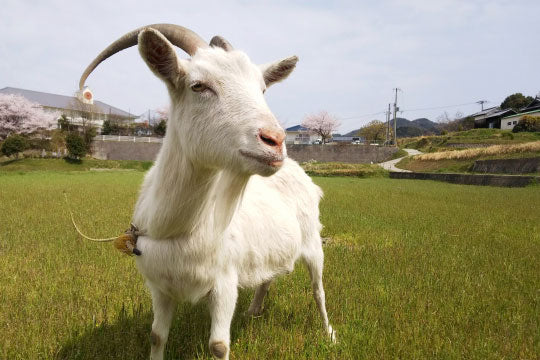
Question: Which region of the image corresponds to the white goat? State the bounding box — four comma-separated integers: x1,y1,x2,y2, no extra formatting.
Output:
80,24,334,360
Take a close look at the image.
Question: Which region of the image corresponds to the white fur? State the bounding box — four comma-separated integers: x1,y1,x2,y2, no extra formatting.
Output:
132,29,334,360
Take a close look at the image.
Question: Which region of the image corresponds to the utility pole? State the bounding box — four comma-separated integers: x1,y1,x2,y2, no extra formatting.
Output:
392,88,401,146
385,103,391,145
476,100,488,111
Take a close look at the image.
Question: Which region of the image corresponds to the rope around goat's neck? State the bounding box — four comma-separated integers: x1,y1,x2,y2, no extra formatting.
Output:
63,192,117,242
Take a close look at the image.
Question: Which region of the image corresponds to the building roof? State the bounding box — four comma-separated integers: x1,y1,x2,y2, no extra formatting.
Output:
484,108,516,118
472,107,515,124
0,87,133,118
285,125,309,131
501,108,540,119
469,106,499,117
522,96,540,112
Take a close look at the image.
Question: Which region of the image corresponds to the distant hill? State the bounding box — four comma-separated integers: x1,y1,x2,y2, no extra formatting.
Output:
343,117,440,138
396,117,440,137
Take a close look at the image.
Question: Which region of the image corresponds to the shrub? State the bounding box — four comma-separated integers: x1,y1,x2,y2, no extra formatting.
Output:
1,134,28,158
512,116,540,133
154,119,167,137
82,127,97,152
65,132,86,159
101,120,121,135
27,137,53,151
57,115,72,131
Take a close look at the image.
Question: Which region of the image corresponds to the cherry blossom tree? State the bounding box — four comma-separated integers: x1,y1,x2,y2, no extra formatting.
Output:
0,94,58,139
301,110,341,144
156,106,169,122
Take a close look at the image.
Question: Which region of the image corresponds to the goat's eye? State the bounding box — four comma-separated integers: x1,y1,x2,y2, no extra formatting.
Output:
190,82,207,93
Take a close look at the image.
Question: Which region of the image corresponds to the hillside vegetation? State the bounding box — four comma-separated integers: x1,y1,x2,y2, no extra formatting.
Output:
400,129,540,152
397,140,540,174
414,141,540,161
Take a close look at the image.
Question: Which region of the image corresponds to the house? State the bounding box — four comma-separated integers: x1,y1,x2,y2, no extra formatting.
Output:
500,96,540,130
285,125,321,144
331,136,361,143
0,87,135,133
136,109,165,126
472,106,516,129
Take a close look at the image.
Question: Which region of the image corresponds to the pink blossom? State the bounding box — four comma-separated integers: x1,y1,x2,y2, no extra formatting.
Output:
301,110,341,143
0,94,59,138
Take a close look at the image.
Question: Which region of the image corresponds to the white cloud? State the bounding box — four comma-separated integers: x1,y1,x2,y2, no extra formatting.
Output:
1,0,539,132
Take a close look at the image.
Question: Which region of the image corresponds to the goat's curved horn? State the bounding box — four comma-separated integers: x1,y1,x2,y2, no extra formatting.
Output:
209,36,234,51
79,24,209,90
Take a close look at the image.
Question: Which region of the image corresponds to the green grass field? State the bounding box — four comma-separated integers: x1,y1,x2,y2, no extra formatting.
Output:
1,167,539,359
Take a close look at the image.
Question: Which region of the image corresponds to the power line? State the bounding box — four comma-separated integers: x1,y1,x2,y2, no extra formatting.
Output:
400,101,479,113
340,111,387,120
340,100,484,121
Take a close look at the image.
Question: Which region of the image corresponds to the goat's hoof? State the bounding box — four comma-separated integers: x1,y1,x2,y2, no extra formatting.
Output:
245,306,264,318
150,331,160,347
210,341,228,359
328,325,337,344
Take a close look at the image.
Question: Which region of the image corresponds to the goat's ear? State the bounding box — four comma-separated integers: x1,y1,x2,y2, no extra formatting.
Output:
260,56,298,87
138,28,185,88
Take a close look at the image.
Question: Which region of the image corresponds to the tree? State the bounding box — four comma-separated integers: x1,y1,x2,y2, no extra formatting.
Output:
82,126,97,153
358,120,387,141
57,114,73,131
154,119,167,137
65,132,86,159
50,130,66,153
67,98,97,130
0,94,58,139
101,120,114,135
301,110,340,144
1,134,27,158
436,111,472,132
156,106,169,122
500,93,534,111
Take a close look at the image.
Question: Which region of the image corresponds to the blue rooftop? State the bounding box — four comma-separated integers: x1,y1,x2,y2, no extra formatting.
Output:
285,125,308,131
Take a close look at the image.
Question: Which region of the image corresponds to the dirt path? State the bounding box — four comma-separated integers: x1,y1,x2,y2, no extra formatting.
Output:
379,149,422,172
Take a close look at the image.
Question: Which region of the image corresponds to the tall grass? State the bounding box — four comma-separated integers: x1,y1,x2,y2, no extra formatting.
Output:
415,140,540,161
1,171,539,359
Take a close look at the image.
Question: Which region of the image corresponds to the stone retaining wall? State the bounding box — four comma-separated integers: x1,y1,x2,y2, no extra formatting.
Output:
91,140,162,161
286,144,398,164
92,140,398,164
472,157,540,174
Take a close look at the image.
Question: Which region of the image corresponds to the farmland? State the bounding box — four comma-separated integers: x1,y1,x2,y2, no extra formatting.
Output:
0,167,539,359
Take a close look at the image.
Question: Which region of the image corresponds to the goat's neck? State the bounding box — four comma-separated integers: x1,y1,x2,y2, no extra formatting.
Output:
134,129,249,240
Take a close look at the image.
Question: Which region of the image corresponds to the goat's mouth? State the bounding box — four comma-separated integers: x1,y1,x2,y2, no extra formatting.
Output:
239,150,284,168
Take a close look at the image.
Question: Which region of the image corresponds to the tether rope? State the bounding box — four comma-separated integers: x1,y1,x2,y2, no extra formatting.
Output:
63,192,117,242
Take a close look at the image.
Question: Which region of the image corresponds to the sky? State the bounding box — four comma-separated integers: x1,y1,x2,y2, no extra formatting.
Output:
1,0,539,133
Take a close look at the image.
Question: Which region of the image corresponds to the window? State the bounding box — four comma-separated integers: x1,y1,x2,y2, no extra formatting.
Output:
507,122,511,125
513,121,517,124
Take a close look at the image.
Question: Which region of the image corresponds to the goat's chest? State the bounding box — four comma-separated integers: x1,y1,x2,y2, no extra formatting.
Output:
135,236,221,303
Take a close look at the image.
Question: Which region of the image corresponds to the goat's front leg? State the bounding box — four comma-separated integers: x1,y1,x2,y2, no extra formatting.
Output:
149,287,176,360
208,274,238,360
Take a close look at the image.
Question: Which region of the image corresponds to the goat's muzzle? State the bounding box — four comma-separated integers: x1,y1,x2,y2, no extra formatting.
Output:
258,128,285,152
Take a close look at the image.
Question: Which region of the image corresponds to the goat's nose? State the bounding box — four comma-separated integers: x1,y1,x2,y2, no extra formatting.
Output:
258,128,285,149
